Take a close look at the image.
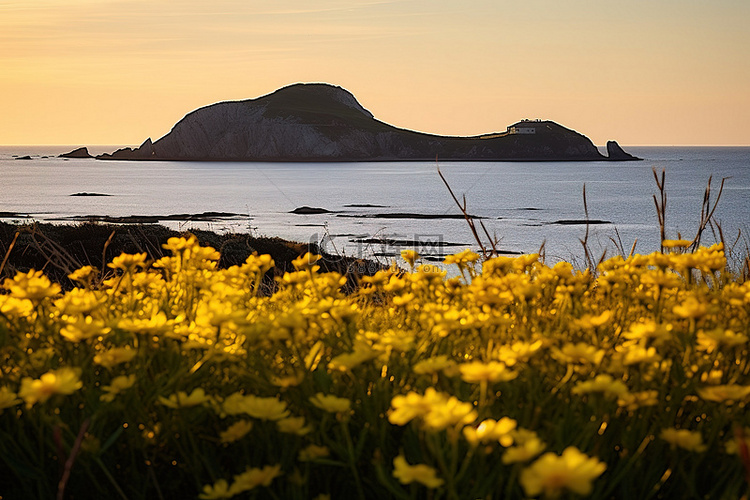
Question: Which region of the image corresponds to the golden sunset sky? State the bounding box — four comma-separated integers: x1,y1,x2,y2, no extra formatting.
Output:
1,0,748,146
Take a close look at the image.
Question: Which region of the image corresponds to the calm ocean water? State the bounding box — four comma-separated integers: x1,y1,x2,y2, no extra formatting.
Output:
1,146,749,265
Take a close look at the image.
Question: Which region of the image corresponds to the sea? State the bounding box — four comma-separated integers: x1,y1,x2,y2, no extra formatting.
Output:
1,146,749,268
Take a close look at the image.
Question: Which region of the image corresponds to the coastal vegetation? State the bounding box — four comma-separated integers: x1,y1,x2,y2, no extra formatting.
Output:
0,224,748,498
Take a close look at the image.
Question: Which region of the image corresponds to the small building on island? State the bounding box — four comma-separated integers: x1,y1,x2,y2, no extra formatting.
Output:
506,119,544,135
478,119,550,140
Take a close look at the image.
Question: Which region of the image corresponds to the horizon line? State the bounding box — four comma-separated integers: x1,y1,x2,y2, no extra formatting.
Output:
4,143,750,149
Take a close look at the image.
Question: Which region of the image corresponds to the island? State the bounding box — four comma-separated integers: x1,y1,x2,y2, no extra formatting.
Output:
59,147,93,159
97,83,639,162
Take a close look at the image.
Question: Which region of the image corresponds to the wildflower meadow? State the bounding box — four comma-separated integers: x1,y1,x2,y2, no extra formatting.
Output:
0,234,749,499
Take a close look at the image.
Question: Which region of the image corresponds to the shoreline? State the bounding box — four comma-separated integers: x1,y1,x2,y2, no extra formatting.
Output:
0,221,382,290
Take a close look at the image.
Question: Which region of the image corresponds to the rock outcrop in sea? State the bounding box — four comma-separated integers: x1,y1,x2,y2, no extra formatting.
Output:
59,147,93,159
606,141,640,161
97,83,639,162
98,139,155,161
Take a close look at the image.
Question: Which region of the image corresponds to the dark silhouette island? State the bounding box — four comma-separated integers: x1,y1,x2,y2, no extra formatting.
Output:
97,83,639,162
59,147,93,159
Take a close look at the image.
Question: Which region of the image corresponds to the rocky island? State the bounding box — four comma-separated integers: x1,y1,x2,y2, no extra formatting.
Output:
97,83,639,162
59,147,93,159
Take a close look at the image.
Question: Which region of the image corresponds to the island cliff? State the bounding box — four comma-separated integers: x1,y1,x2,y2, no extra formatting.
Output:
59,147,93,159
98,83,639,162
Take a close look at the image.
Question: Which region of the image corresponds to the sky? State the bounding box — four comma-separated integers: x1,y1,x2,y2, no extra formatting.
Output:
1,0,748,146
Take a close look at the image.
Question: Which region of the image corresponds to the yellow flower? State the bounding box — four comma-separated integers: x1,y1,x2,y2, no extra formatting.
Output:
371,328,415,352
292,252,322,272
459,361,518,384
463,417,517,446
270,372,304,388
13,238,750,496
159,235,220,269
117,312,169,336
222,393,290,420
219,420,253,443
401,249,419,268
19,367,83,407
388,390,436,426
502,429,546,464
389,388,475,430
60,315,111,342
328,345,377,372
551,342,605,365
413,355,457,376
392,455,444,489
276,416,312,436
422,395,477,431
108,252,147,272
198,479,233,500
414,264,447,280
494,340,543,365
3,270,61,301
662,239,692,249
158,388,212,409
571,374,629,398
54,287,106,315
93,347,137,369
392,292,415,306
444,248,480,267
576,310,612,329
617,390,659,411
673,295,708,319
100,374,136,403
700,369,724,385
692,243,725,272
696,328,749,352
622,321,673,345
620,345,661,366
519,447,606,497
0,386,22,412
299,444,329,462
162,235,198,254
309,393,351,413
242,253,275,275
222,393,247,415
0,295,34,317
482,255,516,275
641,269,683,289
67,265,99,287
229,464,282,494
696,385,750,404
659,428,707,452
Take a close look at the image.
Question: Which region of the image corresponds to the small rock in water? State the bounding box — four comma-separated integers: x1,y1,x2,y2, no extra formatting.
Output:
290,206,332,215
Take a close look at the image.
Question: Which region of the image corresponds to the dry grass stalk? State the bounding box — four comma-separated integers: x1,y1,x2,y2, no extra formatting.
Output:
579,183,594,271
691,174,727,251
0,230,20,278
537,239,547,264
652,168,667,252
56,419,90,500
28,224,83,275
436,161,499,259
